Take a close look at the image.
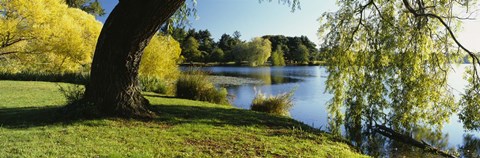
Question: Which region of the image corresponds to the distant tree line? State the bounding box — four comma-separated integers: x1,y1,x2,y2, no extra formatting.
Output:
170,27,322,66
262,35,319,64
64,0,105,16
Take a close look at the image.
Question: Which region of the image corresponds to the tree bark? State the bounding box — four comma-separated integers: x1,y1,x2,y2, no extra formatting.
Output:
83,0,185,118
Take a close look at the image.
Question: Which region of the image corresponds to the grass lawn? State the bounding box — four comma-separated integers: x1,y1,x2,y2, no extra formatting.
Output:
0,80,367,157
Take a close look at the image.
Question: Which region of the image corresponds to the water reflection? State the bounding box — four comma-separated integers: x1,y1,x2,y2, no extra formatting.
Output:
459,134,480,158
185,66,479,157
343,116,453,157
201,66,305,85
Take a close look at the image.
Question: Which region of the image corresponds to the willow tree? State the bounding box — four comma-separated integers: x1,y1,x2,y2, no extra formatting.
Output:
319,0,480,133
0,0,102,73
82,0,300,118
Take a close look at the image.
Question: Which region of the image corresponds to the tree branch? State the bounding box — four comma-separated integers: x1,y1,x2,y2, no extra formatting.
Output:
402,0,480,83
0,51,19,56
347,0,373,49
1,38,26,48
402,0,479,65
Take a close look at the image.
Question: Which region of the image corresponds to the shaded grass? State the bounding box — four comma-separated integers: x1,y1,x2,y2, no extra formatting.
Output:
0,72,89,85
0,81,367,157
0,72,169,94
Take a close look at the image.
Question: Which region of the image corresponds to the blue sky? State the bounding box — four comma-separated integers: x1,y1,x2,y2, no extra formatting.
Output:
96,0,335,46
96,0,480,51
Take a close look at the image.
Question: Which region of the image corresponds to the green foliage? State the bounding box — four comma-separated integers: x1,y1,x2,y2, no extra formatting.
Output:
251,88,295,116
318,0,474,133
0,71,89,85
138,76,168,94
294,44,309,64
170,27,188,43
219,32,244,62
0,0,102,73
57,84,85,104
262,35,317,64
181,36,202,62
459,70,480,130
210,47,225,62
233,37,272,66
139,34,182,94
175,29,217,63
0,81,365,157
174,29,318,64
176,70,229,105
64,0,105,16
194,29,215,56
271,45,286,66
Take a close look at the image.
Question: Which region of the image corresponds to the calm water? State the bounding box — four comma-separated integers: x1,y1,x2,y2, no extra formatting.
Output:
199,65,480,157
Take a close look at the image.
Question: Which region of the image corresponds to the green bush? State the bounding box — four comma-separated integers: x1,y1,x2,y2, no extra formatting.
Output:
175,70,229,105
251,88,295,116
58,84,85,104
139,76,168,94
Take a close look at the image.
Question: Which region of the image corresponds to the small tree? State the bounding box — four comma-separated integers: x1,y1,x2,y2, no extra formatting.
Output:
139,35,181,82
181,37,202,62
233,38,272,66
294,44,309,64
210,47,225,62
248,38,272,66
271,45,286,66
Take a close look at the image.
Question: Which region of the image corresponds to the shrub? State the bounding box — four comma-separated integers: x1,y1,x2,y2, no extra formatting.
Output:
251,88,295,116
139,76,168,94
175,70,229,105
57,84,85,104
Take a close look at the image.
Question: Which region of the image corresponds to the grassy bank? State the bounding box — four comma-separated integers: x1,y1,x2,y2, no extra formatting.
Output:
0,81,366,157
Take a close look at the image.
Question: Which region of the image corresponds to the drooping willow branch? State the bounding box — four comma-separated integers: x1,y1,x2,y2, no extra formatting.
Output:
402,0,480,84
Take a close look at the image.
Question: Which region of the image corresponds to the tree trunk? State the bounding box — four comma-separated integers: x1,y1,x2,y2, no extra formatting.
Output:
83,0,185,118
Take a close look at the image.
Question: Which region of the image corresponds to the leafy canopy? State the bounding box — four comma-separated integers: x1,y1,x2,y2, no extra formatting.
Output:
271,45,286,66
318,0,479,132
233,37,272,66
140,35,182,83
0,0,182,83
0,0,102,73
64,0,105,16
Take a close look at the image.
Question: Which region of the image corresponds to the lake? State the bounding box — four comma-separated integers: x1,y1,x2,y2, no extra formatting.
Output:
194,65,480,157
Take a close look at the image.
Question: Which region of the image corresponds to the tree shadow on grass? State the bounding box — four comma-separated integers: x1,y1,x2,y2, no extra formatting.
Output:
0,106,65,128
148,103,344,144
0,100,319,135
150,104,318,132
0,104,315,132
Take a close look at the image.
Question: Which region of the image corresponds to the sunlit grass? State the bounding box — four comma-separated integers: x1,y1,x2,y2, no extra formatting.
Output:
0,81,367,157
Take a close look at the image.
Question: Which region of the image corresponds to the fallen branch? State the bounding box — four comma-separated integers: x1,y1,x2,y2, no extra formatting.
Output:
375,124,457,158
